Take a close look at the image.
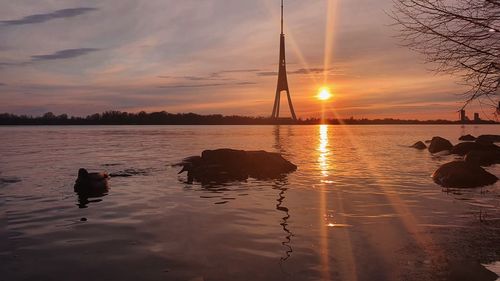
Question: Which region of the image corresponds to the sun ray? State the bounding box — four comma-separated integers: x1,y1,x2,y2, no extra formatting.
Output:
321,104,446,265
323,0,341,84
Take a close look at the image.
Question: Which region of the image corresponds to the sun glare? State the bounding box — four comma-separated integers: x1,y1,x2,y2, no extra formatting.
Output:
317,87,332,101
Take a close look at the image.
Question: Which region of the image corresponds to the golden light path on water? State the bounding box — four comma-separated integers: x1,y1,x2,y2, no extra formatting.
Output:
317,125,332,280
320,102,447,269
317,125,357,281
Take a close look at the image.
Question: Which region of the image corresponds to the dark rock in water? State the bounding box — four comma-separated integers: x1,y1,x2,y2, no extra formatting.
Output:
428,137,453,154
458,134,476,141
74,168,109,194
476,134,500,144
109,168,150,178
432,161,498,188
465,150,500,166
102,163,121,167
450,142,498,156
109,172,133,177
122,168,150,176
411,141,427,150
178,149,297,184
0,177,22,186
448,260,498,281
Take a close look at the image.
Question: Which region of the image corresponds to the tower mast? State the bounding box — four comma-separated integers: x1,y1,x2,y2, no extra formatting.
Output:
271,0,297,121
281,0,284,34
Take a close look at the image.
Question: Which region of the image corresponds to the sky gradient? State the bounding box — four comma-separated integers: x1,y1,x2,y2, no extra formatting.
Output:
0,0,481,120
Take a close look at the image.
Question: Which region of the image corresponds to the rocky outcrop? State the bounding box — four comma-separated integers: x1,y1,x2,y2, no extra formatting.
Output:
411,141,427,150
452,141,500,156
428,137,453,153
178,149,297,184
458,134,476,141
476,135,500,144
432,161,498,188
451,142,486,156
465,150,500,166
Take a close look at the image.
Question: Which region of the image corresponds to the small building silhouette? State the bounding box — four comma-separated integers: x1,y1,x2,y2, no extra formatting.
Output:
474,113,480,122
460,109,468,123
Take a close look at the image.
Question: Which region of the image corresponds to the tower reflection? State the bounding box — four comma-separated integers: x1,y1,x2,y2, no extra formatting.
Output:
273,125,294,262
273,180,293,261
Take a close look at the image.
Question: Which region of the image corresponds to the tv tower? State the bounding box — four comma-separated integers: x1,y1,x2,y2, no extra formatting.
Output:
271,0,297,120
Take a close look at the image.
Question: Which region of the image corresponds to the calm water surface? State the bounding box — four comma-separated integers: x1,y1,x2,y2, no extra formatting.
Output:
0,125,499,281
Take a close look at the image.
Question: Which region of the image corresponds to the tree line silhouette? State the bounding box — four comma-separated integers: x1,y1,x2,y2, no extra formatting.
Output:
0,111,497,125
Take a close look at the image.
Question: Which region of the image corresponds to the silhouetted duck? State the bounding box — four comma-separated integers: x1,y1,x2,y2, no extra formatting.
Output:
74,168,109,194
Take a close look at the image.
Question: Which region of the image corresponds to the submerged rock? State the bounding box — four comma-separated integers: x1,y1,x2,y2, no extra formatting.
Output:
178,149,297,184
448,261,498,281
452,141,500,156
458,134,476,141
465,150,500,166
432,161,498,188
109,168,150,178
109,172,133,177
451,142,478,156
428,137,453,154
411,141,427,150
476,135,500,144
0,177,22,185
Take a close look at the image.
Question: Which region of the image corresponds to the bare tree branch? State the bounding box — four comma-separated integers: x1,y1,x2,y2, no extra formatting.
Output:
391,0,500,117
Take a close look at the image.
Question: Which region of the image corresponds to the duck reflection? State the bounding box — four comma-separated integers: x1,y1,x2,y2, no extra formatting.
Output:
75,191,108,209
74,168,109,209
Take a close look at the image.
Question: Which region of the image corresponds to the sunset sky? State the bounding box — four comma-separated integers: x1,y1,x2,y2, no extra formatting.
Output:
0,0,480,120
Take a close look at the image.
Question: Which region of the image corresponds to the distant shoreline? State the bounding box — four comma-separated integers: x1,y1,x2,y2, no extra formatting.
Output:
1,111,498,126
0,122,500,127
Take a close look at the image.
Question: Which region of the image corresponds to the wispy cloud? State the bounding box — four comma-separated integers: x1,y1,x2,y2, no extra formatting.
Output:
0,48,99,68
158,69,263,82
158,74,231,82
212,69,262,75
257,71,277,77
0,8,97,26
257,68,335,76
290,68,329,74
0,61,31,68
31,48,99,61
158,81,256,89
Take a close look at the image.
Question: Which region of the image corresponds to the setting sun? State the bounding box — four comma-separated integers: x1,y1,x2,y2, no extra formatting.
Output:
317,87,333,101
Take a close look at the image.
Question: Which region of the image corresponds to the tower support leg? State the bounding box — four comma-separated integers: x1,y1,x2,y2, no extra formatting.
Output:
286,90,297,120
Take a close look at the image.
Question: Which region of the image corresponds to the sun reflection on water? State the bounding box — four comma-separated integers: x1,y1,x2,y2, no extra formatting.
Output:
318,125,331,178
316,125,358,281
317,124,332,280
